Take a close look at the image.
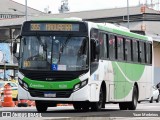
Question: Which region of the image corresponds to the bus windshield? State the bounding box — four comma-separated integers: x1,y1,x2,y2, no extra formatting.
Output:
20,36,88,71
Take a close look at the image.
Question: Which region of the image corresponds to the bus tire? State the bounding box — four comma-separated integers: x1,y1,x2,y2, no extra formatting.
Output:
128,86,138,110
82,105,90,111
91,87,104,111
119,102,128,110
73,103,82,111
35,101,48,112
73,102,89,111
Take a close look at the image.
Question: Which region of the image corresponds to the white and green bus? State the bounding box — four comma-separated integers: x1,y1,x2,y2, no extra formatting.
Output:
15,18,152,112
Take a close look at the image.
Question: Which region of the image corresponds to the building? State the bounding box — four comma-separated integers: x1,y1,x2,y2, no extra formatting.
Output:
0,0,44,41
0,3,160,83
1,5,160,36
0,0,43,19
0,0,44,79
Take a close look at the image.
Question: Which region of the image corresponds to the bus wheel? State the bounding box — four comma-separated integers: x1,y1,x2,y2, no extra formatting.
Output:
91,87,103,111
35,101,48,112
119,102,128,110
128,86,138,110
73,103,82,111
73,103,89,111
82,103,90,111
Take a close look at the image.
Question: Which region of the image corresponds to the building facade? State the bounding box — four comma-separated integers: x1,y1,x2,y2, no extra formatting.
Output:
0,3,160,83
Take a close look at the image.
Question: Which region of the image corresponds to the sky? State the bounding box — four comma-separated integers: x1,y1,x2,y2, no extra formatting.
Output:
12,0,146,14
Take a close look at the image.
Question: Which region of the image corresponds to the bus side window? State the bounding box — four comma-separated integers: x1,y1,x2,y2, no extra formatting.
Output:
90,28,99,62
106,34,109,58
99,32,108,59
146,43,152,64
132,40,138,62
139,41,145,63
125,39,132,61
149,43,152,64
144,42,147,63
117,36,124,61
109,35,116,60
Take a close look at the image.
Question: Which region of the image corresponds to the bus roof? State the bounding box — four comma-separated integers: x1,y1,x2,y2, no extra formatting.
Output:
31,17,83,22
29,17,150,41
95,22,150,41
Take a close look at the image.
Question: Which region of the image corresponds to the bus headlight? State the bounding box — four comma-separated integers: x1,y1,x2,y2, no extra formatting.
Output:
81,80,87,87
18,78,29,91
18,78,23,85
23,83,29,91
73,79,88,92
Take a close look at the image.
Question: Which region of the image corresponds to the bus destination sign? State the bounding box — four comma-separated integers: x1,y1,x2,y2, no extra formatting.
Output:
30,23,79,31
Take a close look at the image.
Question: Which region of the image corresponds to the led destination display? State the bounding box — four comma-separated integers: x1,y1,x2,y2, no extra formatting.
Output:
30,23,79,31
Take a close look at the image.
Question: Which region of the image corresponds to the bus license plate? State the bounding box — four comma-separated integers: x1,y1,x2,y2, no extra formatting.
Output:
44,92,56,98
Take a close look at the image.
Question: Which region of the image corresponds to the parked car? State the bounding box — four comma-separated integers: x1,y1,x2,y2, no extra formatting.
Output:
0,81,18,101
138,85,160,103
150,85,160,103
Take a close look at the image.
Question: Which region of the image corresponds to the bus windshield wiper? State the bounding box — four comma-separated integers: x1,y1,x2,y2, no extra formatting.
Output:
37,36,47,51
58,34,72,63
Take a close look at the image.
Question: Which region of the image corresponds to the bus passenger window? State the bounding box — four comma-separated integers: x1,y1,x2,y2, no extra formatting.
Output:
117,37,124,61
109,35,116,60
146,43,152,64
99,33,108,59
132,40,138,62
139,41,145,63
125,39,132,61
149,43,152,64
144,42,147,63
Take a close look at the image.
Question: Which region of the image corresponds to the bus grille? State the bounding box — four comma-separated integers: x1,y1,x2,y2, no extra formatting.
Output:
19,69,87,81
29,89,73,98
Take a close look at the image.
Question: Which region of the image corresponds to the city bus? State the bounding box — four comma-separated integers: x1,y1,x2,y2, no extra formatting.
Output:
15,18,152,112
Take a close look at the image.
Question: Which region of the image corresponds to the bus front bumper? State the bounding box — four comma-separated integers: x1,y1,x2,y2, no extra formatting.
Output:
18,84,90,101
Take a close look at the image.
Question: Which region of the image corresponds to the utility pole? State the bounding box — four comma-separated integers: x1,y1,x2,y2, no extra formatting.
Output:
127,0,130,29
25,0,28,21
158,0,160,11
2,52,6,81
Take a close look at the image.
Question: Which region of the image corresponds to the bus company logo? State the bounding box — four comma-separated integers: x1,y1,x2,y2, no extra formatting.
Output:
30,83,44,88
46,78,54,80
59,84,67,89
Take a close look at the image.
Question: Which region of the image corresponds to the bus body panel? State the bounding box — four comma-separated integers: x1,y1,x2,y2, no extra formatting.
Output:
17,19,153,110
90,58,152,102
18,80,103,102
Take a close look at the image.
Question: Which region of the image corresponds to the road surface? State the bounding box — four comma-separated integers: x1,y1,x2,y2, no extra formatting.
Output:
0,101,160,120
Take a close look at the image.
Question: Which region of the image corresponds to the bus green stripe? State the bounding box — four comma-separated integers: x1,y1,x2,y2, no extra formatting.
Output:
97,25,148,41
23,77,80,90
112,62,145,99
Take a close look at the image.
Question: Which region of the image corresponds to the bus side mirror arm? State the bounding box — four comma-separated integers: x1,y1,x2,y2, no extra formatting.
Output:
13,35,21,59
13,42,17,54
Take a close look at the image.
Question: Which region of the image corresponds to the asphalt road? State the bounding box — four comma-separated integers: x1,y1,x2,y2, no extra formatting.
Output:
0,101,160,120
